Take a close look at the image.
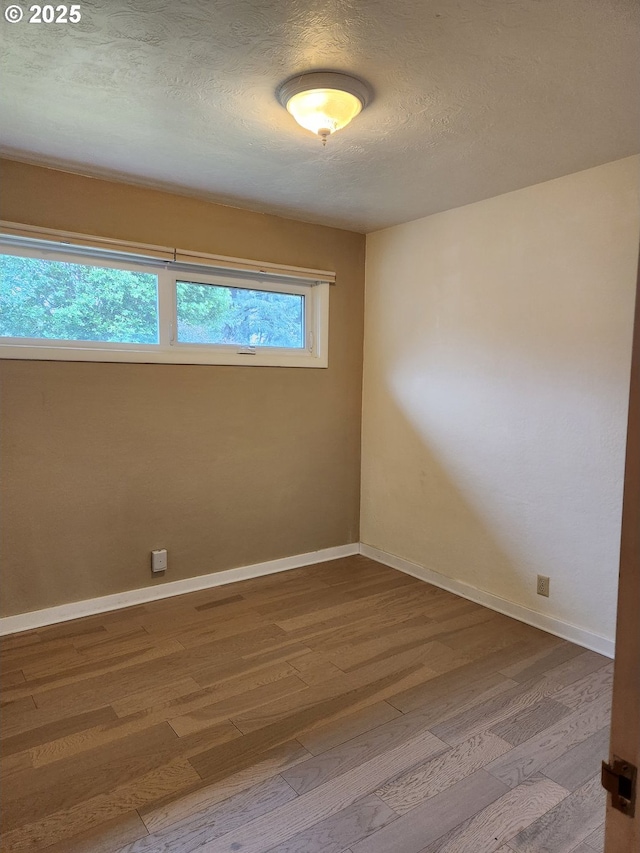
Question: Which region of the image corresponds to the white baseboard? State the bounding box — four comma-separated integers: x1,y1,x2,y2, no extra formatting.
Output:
0,541,616,658
360,543,615,659
0,543,360,636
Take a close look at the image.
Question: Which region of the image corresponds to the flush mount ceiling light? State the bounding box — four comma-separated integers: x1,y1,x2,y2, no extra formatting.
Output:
277,71,371,145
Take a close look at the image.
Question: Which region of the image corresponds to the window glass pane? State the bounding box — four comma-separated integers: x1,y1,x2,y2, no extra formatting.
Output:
0,254,159,344
176,281,305,348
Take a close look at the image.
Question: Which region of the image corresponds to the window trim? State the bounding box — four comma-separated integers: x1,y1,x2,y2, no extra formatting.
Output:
0,241,330,368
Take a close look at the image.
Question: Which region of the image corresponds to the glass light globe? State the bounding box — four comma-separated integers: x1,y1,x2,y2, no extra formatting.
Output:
286,88,363,139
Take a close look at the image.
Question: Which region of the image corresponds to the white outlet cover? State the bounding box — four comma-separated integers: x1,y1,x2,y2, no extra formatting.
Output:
151,549,167,573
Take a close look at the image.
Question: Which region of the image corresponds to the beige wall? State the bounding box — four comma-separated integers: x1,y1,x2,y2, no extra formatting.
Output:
362,156,640,643
0,159,365,616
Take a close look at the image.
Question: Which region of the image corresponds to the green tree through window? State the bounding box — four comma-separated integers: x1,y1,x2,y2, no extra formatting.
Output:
0,254,159,343
1,255,307,352
176,281,304,348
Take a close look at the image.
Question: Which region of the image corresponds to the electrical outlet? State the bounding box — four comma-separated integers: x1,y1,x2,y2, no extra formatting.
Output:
537,575,550,597
151,549,167,573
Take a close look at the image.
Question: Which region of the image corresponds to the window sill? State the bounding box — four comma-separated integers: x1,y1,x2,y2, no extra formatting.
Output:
0,343,328,368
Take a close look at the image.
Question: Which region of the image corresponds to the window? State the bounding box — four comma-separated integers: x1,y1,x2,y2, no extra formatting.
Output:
0,240,330,367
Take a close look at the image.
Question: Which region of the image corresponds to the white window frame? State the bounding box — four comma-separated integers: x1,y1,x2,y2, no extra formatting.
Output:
0,243,330,368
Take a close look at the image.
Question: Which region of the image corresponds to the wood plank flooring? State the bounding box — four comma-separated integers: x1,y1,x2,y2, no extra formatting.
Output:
0,556,613,852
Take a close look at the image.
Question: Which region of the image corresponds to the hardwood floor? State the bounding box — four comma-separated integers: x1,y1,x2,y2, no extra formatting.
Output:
0,556,612,852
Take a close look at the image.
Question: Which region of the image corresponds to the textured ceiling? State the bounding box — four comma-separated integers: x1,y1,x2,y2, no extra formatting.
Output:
1,0,639,232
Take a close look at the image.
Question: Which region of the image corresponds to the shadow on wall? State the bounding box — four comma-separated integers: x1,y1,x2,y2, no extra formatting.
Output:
362,385,530,605
362,369,622,642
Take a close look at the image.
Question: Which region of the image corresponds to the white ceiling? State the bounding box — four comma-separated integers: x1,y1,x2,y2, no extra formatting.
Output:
2,0,639,232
